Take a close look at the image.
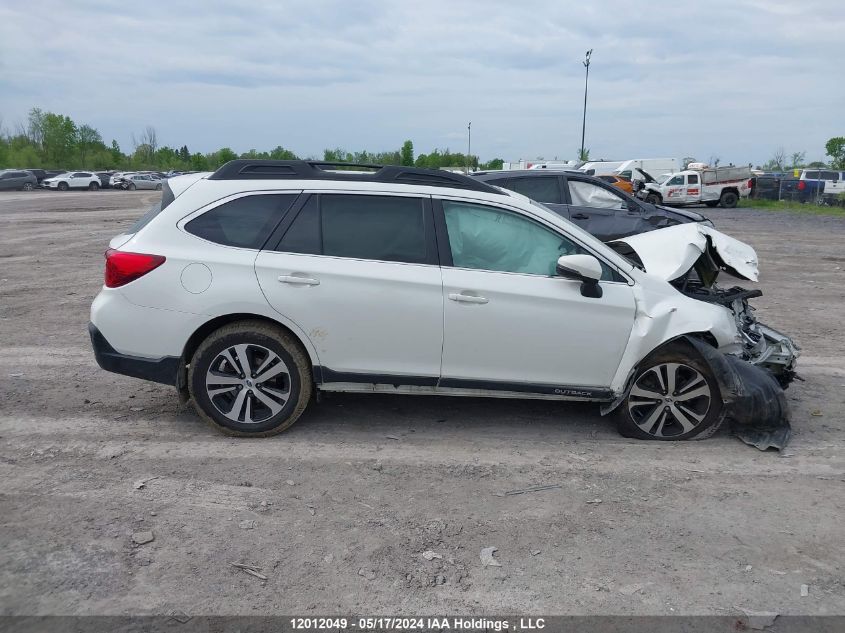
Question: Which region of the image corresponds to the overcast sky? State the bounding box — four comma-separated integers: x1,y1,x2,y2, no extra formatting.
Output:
1,0,842,165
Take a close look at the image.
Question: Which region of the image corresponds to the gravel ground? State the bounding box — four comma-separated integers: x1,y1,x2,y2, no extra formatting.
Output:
0,191,843,617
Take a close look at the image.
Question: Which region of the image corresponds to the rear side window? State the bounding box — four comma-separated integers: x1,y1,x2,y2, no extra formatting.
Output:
688,174,699,184
186,194,298,249
277,194,428,264
502,176,562,204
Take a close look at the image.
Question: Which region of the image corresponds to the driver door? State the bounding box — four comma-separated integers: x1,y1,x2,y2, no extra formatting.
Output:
662,174,687,204
563,176,644,240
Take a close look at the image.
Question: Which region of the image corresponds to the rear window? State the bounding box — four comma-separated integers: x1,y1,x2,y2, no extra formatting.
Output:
186,193,298,249
277,194,428,264
502,176,562,204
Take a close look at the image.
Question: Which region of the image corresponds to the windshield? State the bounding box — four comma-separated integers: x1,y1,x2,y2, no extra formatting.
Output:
656,173,673,185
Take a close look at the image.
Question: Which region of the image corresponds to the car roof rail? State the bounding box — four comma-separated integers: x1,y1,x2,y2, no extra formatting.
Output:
208,160,504,194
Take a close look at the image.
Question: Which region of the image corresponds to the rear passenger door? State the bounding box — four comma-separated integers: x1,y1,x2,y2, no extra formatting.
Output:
255,193,444,383
498,175,569,219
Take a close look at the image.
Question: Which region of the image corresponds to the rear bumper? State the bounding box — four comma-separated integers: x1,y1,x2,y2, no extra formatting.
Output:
88,322,179,385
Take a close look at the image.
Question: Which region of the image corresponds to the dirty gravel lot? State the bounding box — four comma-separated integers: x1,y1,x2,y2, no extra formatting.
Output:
0,191,843,617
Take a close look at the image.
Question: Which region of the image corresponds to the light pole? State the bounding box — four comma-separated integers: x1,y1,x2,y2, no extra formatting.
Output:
466,121,472,174
580,49,593,162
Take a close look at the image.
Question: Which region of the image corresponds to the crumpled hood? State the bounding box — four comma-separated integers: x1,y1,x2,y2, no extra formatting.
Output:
610,223,759,283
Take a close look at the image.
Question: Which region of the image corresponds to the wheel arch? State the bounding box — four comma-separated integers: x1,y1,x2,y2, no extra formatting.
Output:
176,312,320,403
603,331,721,416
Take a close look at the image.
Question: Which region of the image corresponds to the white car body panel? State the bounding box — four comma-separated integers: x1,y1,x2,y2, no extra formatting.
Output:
255,252,443,378
440,266,635,387
612,223,760,282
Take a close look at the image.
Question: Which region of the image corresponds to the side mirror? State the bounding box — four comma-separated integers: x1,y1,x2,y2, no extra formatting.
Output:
556,254,603,298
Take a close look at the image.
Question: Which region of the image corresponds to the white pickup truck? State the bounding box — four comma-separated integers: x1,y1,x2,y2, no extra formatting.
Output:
638,164,752,208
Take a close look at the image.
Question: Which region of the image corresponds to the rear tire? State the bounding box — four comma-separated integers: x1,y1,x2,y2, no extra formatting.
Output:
155,183,162,191
89,182,99,191
23,183,34,191
617,343,724,441
188,320,313,437
719,191,738,208
58,182,69,191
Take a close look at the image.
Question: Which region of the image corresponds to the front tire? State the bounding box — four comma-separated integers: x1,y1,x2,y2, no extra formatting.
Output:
128,183,136,191
23,183,34,191
155,183,162,191
58,182,69,191
617,343,724,441
188,321,313,436
645,192,661,205
719,191,738,208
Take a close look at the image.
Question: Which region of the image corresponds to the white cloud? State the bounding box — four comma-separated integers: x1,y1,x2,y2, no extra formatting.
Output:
0,0,841,164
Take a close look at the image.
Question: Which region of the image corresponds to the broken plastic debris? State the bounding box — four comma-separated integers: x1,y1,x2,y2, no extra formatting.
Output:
479,546,502,567
421,551,442,561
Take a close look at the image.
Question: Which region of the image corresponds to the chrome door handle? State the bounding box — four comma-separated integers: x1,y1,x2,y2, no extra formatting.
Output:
278,275,320,286
448,292,488,304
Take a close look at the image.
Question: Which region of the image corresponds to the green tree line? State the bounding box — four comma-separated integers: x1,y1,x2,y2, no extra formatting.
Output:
0,108,504,172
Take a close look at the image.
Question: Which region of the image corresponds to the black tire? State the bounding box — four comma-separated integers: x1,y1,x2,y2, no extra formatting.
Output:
645,192,661,205
704,200,719,207
719,191,738,208
188,320,312,437
616,343,724,441
128,183,136,191
155,183,162,191
58,182,69,191
23,183,34,191
89,182,99,191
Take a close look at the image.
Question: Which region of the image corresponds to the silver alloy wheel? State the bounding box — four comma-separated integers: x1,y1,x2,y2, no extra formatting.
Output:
23,183,33,191
627,362,712,438
205,343,291,424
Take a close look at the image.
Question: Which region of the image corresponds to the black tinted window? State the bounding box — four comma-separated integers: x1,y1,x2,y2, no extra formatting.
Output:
277,194,427,264
504,177,562,204
186,194,297,249
688,174,699,184
804,171,819,179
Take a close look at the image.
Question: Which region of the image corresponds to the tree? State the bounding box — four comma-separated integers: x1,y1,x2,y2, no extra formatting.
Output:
270,145,298,160
179,145,190,162
682,156,697,169
768,147,786,171
577,147,590,161
400,140,414,166
76,124,102,167
41,113,77,166
825,137,845,169
481,158,504,170
789,151,806,169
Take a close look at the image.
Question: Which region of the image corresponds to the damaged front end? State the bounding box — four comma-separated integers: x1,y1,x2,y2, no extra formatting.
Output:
609,224,800,449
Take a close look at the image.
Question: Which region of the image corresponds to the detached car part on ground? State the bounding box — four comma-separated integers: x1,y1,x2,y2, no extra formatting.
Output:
89,161,799,449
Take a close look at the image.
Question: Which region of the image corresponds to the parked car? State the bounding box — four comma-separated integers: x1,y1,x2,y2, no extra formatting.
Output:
23,169,47,184
470,169,710,241
93,172,114,189
89,160,797,446
597,174,634,194
42,172,102,191
0,169,39,191
796,169,845,202
122,174,163,190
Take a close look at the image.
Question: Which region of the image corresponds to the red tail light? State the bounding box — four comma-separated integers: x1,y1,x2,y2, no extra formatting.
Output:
747,179,753,189
798,180,806,191
105,249,165,288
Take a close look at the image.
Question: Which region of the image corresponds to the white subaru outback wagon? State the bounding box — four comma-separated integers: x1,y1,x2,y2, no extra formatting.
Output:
90,160,798,445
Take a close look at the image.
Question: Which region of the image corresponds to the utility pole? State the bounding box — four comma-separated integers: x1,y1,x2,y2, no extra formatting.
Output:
580,49,593,162
466,121,472,174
